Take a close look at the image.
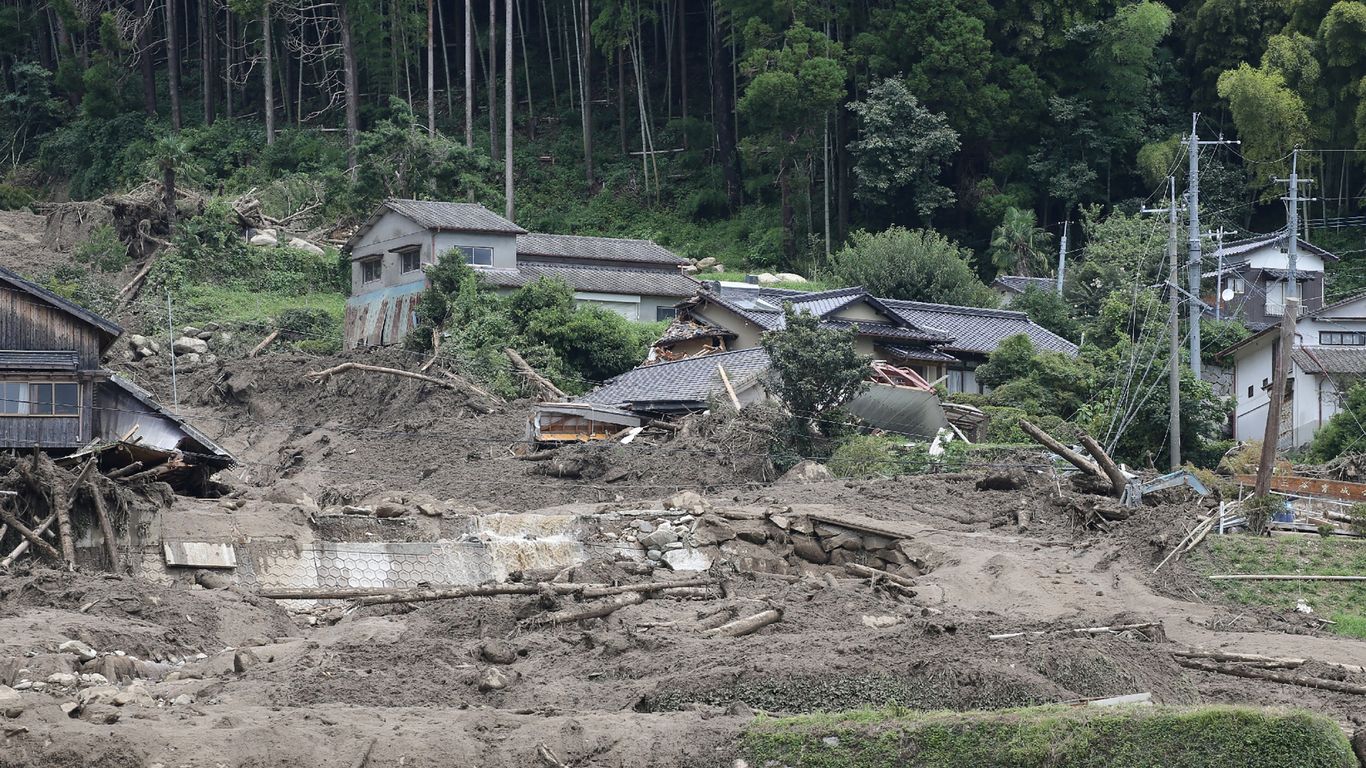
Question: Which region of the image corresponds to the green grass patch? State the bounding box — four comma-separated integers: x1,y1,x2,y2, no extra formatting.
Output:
162,285,345,355
741,705,1356,768
1192,535,1366,639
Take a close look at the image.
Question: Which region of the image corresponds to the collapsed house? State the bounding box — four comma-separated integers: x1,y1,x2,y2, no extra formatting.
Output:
0,266,234,494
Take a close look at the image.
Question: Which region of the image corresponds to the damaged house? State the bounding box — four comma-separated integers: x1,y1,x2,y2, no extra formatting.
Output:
0,266,233,493
344,199,699,347
532,283,1080,443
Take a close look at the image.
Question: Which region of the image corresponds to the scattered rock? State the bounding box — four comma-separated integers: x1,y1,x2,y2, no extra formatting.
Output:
77,685,119,706
288,237,325,256
477,667,510,692
860,615,903,629
662,548,713,571
249,233,278,247
171,694,194,706
696,256,717,269
172,336,209,356
45,672,77,688
691,516,736,547
646,549,663,561
780,461,833,484
640,525,681,550
233,649,259,674
755,273,780,285
60,702,80,717
58,640,97,662
0,685,25,717
666,491,709,515
374,502,408,519
479,640,518,665
774,272,807,283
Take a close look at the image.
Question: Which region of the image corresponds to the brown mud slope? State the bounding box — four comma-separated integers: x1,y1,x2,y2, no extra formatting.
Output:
1,469,1364,766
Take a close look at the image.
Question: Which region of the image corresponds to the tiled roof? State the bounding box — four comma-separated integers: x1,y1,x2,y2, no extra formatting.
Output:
1213,231,1338,261
0,265,123,345
577,347,771,408
880,298,1078,356
697,287,953,342
477,263,699,297
785,286,869,317
1292,346,1366,375
876,345,959,363
517,232,687,266
383,199,526,234
992,275,1056,294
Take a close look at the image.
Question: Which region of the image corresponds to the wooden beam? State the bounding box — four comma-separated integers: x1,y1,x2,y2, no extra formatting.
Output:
1018,420,1101,477
0,505,62,562
1079,434,1128,496
716,364,741,409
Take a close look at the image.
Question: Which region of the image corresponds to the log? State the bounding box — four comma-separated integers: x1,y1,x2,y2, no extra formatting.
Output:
259,577,716,604
1079,434,1128,497
0,506,62,562
845,563,917,590
1175,657,1366,696
1018,420,1101,477
115,256,158,308
247,329,280,358
305,362,497,413
1209,574,1366,582
104,462,145,480
520,592,645,626
701,607,783,638
51,470,76,570
506,348,567,402
1172,650,1305,666
1153,516,1213,574
716,364,741,409
0,511,57,567
86,483,119,572
989,622,1159,641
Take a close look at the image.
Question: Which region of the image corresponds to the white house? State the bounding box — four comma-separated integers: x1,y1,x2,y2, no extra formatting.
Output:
343,199,697,348
1219,291,1366,448
1203,232,1336,329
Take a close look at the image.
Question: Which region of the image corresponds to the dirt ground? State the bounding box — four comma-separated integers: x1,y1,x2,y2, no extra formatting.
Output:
1,215,1365,767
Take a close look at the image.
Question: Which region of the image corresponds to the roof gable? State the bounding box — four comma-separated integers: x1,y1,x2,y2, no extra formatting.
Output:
0,265,122,347
346,198,525,249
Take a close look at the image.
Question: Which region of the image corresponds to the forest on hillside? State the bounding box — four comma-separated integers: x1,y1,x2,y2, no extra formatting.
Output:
4,0,1366,276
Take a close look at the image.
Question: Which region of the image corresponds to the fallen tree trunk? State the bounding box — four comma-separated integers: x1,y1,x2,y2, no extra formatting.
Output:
86,483,119,572
305,362,497,414
845,562,917,590
105,461,145,480
989,622,1159,641
1175,657,1366,696
1079,435,1129,497
701,607,783,638
1209,574,1366,582
0,506,62,562
248,329,280,358
1172,650,1305,667
259,577,715,604
1018,420,1101,477
506,348,567,402
521,592,646,626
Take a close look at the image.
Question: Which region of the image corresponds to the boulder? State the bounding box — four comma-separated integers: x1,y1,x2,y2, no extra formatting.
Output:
755,273,780,285
640,525,680,550
58,640,98,662
374,503,408,519
780,461,833,484
477,667,510,692
249,233,278,247
696,257,718,269
479,640,518,665
45,672,77,688
682,265,699,275
181,352,202,365
288,237,326,256
0,685,24,717
860,615,902,629
196,331,214,341
77,685,120,706
172,336,209,356
666,490,709,515
790,535,828,564
691,516,736,547
712,264,726,272
774,272,808,283
661,548,712,571
181,326,202,337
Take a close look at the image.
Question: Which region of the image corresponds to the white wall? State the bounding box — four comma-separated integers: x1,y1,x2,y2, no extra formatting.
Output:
1245,243,1325,274
1233,335,1276,443
349,211,518,296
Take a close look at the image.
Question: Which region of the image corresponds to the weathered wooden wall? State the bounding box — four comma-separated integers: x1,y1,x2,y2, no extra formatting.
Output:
0,286,103,369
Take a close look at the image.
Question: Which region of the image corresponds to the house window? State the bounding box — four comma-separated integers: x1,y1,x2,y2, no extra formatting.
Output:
399,248,422,273
1247,385,1254,399
361,259,382,283
1,382,78,416
1229,276,1245,294
1320,331,1366,346
656,306,678,321
458,245,494,266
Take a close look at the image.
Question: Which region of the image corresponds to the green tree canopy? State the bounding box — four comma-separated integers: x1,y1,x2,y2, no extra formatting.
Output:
828,226,997,307
847,77,959,218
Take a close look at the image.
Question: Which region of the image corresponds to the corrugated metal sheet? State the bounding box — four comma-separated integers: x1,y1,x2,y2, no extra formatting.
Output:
164,541,238,568
844,384,948,438
516,233,687,266
96,375,235,462
344,282,426,349
0,350,79,370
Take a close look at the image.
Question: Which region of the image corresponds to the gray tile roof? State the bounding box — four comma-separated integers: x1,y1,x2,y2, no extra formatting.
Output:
786,286,868,317
1214,231,1337,261
880,298,1078,357
992,275,1056,294
0,350,80,370
383,199,526,234
517,232,687,266
699,287,953,343
1292,346,1366,375
0,265,123,346
477,263,699,297
578,347,771,409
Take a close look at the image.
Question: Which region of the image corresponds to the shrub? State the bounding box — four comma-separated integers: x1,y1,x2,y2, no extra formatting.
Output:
0,184,34,210
828,435,902,478
828,226,997,307
1242,494,1283,535
762,305,870,454
74,223,129,272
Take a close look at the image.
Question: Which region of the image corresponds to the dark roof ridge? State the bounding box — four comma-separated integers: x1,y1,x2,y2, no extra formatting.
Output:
0,265,123,341
880,297,1029,320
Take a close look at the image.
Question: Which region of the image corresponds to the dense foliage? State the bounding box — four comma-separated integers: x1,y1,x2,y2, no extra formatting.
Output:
761,305,869,455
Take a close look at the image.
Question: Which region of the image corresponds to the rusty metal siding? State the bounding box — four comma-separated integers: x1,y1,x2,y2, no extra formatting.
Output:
0,287,104,370
344,282,426,349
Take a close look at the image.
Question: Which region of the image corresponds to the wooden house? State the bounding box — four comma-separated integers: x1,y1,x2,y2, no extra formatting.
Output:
0,266,234,488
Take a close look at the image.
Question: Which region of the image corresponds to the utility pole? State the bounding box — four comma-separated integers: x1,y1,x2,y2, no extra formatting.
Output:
1183,114,1239,381
1056,219,1068,296
1165,178,1181,470
1256,150,1312,497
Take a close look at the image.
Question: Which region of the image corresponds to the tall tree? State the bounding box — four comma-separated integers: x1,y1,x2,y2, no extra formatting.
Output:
487,0,498,160
580,0,593,187
167,0,182,129
263,0,274,144
846,77,959,219
504,0,513,218
135,0,158,116
426,0,434,134
465,0,473,147
339,0,360,178
200,0,216,125
710,1,739,209
988,207,1053,277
